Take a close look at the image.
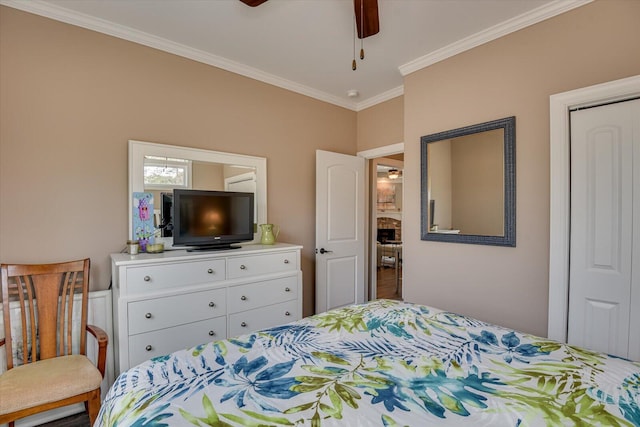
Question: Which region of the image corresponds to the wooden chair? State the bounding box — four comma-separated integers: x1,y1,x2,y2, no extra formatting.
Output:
0,259,108,426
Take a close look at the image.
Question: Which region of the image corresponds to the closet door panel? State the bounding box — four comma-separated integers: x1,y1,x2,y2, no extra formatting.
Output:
628,99,640,361
568,101,636,358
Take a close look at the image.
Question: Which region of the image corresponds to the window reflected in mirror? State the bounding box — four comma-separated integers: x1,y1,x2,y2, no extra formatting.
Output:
143,156,192,189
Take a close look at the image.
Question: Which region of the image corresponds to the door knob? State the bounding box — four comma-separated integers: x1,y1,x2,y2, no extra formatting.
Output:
318,248,333,254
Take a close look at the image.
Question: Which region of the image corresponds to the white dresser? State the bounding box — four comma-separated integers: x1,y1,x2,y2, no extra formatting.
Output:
111,242,302,374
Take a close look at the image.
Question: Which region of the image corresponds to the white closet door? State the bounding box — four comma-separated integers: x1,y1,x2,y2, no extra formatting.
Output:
630,99,640,361
568,99,640,359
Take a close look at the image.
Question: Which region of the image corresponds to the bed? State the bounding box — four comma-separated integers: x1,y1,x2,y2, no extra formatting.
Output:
97,299,640,426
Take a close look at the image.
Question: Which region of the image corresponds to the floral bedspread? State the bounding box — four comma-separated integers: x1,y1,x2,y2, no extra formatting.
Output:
97,300,640,426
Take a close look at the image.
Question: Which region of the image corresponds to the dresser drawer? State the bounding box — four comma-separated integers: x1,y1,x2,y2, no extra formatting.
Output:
227,251,297,279
227,275,297,313
126,259,226,294
128,288,226,335
129,316,227,368
229,300,298,337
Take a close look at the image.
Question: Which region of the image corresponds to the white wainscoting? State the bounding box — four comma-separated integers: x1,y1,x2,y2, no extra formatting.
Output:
0,290,115,427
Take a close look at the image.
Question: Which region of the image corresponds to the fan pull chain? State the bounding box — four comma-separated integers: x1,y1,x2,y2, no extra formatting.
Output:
352,11,357,70
352,0,371,70
360,0,365,60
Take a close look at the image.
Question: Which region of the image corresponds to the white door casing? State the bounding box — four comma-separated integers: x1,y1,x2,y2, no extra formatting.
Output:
568,100,640,358
315,150,366,313
548,75,640,344
225,171,257,193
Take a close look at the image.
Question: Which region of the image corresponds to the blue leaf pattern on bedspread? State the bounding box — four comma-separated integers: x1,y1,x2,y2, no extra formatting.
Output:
216,356,299,411
96,300,640,426
471,330,550,363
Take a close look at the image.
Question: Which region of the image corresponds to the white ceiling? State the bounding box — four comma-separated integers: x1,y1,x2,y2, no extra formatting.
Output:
3,0,589,110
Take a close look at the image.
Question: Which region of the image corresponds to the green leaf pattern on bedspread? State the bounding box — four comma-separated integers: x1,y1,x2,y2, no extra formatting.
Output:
97,300,640,426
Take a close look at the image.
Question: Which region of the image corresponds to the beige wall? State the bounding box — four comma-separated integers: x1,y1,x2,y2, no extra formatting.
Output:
357,95,404,150
192,161,224,190
451,130,503,236
0,6,357,317
3,1,639,336
427,140,452,230
402,0,640,337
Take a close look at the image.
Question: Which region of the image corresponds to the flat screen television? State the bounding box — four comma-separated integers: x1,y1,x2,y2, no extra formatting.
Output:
173,189,255,251
377,228,396,243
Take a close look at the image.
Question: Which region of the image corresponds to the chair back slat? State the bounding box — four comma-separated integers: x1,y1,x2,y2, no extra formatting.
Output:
61,272,72,356
0,259,90,369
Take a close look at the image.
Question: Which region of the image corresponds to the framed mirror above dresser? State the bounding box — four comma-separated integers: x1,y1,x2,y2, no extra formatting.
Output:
128,140,267,244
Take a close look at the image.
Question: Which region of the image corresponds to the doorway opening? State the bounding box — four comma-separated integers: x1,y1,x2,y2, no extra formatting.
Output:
372,156,404,300
357,142,405,303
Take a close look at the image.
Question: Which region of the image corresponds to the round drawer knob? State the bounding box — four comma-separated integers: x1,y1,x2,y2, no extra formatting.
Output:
241,322,247,327
285,287,291,292
143,276,151,282
209,330,215,336
240,295,247,301
145,313,152,319
209,301,215,307
284,259,290,264
207,268,214,274
285,311,291,316
145,345,153,351
240,265,247,270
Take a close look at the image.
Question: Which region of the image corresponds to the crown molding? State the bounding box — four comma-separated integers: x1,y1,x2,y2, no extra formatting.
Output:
0,0,360,111
356,86,404,111
2,0,591,111
398,0,593,77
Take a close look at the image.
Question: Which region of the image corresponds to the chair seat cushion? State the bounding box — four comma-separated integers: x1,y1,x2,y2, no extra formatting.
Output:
0,354,102,415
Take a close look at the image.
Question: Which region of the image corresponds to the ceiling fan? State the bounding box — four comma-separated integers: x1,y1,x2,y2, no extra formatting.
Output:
239,0,380,39
239,0,379,70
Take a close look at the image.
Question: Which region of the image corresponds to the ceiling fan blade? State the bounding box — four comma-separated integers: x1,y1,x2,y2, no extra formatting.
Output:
354,0,379,39
239,0,268,7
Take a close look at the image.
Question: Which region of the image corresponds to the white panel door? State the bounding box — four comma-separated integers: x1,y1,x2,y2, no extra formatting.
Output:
568,99,640,359
315,150,365,313
630,99,640,361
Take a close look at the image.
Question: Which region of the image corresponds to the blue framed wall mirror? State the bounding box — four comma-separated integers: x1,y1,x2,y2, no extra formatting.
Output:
420,116,516,247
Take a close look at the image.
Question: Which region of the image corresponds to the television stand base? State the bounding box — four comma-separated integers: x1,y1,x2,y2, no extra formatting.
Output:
186,244,241,252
